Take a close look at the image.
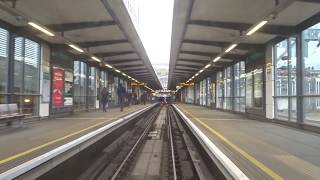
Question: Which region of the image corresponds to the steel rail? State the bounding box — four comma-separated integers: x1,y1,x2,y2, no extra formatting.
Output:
110,108,159,180
168,109,178,180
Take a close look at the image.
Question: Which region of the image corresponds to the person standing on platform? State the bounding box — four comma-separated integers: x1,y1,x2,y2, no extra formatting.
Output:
117,84,126,112
143,92,147,105
141,92,147,105
127,92,132,107
100,87,109,112
133,92,137,105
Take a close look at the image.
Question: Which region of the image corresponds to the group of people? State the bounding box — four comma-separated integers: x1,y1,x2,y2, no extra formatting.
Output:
100,84,148,112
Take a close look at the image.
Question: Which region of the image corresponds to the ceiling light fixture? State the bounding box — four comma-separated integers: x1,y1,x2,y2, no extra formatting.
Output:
115,69,120,73
225,44,237,53
199,69,204,73
213,56,221,62
204,64,211,69
68,44,84,53
105,64,112,69
28,22,55,36
246,20,268,36
91,56,101,62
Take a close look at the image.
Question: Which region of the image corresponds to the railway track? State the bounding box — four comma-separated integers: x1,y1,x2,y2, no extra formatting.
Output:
4,104,232,180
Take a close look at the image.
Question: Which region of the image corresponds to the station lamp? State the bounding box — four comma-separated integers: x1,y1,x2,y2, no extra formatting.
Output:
225,44,237,53
68,44,84,53
246,20,268,36
213,56,221,62
204,64,211,69
28,22,55,36
91,56,101,62
105,64,113,69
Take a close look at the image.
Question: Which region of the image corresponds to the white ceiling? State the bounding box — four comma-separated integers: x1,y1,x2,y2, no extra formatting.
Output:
191,0,275,23
88,43,134,53
16,0,113,24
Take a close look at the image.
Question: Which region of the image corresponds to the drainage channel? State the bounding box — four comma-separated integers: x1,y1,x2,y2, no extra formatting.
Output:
3,104,241,180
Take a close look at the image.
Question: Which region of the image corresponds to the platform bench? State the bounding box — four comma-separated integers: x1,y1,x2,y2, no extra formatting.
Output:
0,104,25,127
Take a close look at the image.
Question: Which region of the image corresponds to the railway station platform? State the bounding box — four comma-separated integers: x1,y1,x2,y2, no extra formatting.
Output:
175,103,320,180
0,104,151,173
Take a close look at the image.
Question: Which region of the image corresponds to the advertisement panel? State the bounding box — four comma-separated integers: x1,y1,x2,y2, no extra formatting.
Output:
64,71,73,106
52,67,64,107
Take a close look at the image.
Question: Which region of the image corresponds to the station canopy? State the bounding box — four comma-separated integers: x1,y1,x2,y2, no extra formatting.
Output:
168,0,320,89
0,0,162,90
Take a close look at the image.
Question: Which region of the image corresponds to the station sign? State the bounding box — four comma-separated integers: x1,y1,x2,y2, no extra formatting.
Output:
131,82,145,86
178,82,194,86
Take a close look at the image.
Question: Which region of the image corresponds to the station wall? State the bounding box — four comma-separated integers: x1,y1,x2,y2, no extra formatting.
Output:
0,25,144,120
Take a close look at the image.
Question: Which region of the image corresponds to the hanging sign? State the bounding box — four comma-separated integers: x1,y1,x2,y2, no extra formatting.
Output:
131,82,145,86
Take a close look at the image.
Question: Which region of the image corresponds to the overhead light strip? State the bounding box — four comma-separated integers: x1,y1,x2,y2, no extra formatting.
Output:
213,56,221,62
246,20,268,36
105,64,112,69
68,44,84,53
225,44,237,53
91,56,101,62
28,22,55,36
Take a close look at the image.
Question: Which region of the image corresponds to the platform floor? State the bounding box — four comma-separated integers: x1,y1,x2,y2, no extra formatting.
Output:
177,103,320,180
0,104,151,173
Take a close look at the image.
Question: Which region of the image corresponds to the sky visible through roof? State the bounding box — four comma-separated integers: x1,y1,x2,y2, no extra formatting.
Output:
123,0,174,89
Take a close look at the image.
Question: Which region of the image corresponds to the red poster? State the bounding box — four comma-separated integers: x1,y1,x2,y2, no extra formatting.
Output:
52,67,64,107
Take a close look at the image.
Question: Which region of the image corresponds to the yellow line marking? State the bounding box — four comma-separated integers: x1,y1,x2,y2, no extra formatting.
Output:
178,105,284,180
0,108,140,166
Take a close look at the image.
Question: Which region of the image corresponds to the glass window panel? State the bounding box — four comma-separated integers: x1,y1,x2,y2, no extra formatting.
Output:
289,38,297,96
24,39,40,94
73,61,80,109
302,22,320,96
14,37,24,93
88,66,96,96
195,82,200,104
0,28,9,93
246,72,253,107
203,79,207,106
234,63,240,97
290,97,297,121
207,77,211,106
254,69,263,107
0,95,6,104
274,37,297,121
240,62,246,97
0,28,9,58
304,97,320,124
13,37,40,94
12,95,39,115
302,22,320,125
275,39,289,96
275,97,289,120
217,71,224,108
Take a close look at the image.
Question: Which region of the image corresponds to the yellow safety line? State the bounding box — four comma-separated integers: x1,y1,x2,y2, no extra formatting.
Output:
0,108,139,166
178,105,284,180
